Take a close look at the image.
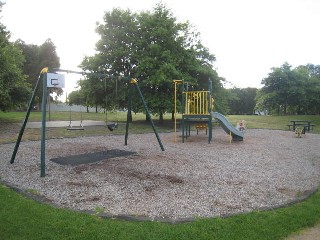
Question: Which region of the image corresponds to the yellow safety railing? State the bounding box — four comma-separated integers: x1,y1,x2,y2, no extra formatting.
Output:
184,91,213,115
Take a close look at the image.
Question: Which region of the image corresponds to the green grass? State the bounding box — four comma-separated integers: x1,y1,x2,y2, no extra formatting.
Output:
226,115,320,134
1,111,320,239
1,183,320,240
0,111,174,122
1,111,319,133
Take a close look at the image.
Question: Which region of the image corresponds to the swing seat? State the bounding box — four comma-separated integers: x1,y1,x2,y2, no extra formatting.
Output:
107,122,118,131
67,125,84,131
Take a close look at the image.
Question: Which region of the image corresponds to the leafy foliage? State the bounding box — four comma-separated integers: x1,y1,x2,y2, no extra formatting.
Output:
227,87,257,115
0,2,31,111
256,62,320,115
67,90,86,106
15,39,61,106
80,3,225,120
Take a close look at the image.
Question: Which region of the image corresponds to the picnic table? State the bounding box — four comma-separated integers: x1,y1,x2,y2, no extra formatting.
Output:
288,120,315,132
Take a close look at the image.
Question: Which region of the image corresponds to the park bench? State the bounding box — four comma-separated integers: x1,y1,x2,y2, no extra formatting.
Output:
287,123,315,131
287,120,315,132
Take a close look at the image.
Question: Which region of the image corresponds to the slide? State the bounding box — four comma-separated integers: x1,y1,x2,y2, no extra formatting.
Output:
211,112,244,141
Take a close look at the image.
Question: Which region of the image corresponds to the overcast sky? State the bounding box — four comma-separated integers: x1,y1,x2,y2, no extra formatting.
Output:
2,0,320,92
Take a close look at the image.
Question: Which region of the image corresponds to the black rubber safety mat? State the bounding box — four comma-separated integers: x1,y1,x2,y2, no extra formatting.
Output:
50,149,136,166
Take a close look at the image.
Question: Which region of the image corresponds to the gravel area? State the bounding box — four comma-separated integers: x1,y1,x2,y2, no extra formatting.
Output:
1,128,320,222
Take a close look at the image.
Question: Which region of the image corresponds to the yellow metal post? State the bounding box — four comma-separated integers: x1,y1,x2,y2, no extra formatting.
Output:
173,80,182,142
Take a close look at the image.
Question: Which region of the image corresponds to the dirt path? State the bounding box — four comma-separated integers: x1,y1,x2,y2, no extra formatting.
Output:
285,224,320,239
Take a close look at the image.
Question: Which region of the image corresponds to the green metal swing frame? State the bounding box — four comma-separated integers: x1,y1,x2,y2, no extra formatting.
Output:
10,68,164,177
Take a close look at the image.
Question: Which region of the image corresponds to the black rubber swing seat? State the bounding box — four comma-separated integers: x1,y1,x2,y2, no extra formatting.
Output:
107,122,118,131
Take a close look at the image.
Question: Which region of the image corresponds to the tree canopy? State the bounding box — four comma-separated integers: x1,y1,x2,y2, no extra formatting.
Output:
80,3,225,119
0,1,61,111
67,90,85,106
227,87,257,115
0,2,30,111
15,38,61,106
256,62,320,115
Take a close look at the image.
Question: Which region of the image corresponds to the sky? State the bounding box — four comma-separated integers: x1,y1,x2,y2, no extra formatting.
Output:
2,0,320,93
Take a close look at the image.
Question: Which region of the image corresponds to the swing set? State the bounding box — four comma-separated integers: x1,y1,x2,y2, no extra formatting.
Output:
10,67,165,177
104,76,119,131
66,76,119,131
67,105,84,130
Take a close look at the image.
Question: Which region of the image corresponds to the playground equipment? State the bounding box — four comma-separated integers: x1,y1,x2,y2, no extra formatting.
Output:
174,79,214,143
104,77,119,131
295,127,305,138
211,112,244,141
67,105,84,130
174,78,244,143
124,78,164,152
182,90,214,143
10,68,164,177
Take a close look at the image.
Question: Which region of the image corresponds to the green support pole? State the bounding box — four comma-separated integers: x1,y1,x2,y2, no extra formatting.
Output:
40,73,48,177
124,80,132,146
11,69,47,164
131,79,165,151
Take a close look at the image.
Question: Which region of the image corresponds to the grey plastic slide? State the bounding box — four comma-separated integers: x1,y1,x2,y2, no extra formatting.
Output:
211,112,244,141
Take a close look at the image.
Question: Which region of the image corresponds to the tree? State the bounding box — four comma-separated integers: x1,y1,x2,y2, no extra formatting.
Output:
256,63,296,114
80,3,223,121
0,2,31,111
304,64,320,114
227,87,257,115
134,3,219,121
256,62,320,115
67,90,86,106
15,38,61,108
80,8,137,114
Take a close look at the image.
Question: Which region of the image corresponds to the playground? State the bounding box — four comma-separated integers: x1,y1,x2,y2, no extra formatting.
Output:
1,126,320,222
1,70,320,224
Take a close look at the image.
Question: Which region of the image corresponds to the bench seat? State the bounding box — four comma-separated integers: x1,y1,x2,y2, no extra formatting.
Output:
287,123,315,131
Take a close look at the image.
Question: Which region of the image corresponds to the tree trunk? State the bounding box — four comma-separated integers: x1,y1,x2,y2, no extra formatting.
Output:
283,104,287,115
145,113,150,122
171,111,174,120
128,110,132,122
159,112,164,123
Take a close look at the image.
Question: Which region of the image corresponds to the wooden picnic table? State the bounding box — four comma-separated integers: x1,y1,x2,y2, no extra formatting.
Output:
289,120,314,131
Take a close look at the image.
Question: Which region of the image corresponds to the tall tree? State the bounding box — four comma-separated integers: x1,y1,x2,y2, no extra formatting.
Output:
304,64,320,114
0,2,31,111
67,90,86,106
80,8,135,113
256,62,320,115
134,3,218,121
15,38,61,107
258,63,294,114
227,87,257,115
80,3,223,121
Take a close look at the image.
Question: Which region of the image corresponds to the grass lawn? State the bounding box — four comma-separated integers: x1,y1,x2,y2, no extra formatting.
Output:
1,183,320,240
0,111,320,239
1,111,319,133
227,114,320,134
